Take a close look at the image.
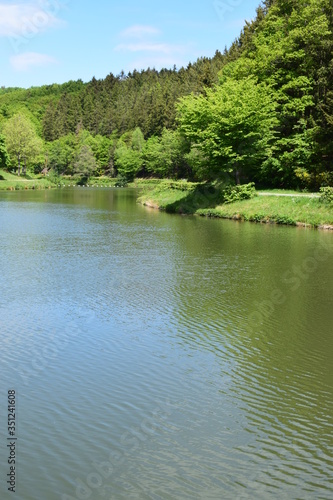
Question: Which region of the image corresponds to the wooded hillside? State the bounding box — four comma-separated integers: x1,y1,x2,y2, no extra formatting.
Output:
1,0,332,189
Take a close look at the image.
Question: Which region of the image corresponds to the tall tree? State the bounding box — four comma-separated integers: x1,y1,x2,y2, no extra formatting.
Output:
143,129,188,178
177,76,277,183
74,144,97,178
47,133,76,175
114,128,145,180
0,134,10,169
2,114,43,175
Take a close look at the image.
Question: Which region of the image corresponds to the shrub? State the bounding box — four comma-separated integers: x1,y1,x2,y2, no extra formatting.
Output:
115,174,128,187
222,182,257,204
47,169,61,185
295,168,333,190
319,186,333,204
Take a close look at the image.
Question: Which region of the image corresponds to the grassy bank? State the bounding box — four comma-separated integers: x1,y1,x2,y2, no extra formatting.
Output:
0,169,55,190
0,171,121,190
198,197,333,227
136,179,218,212
137,179,333,229
2,172,332,229
58,175,118,187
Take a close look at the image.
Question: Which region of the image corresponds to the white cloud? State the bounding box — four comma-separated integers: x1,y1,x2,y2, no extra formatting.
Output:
10,52,57,71
115,26,189,57
120,25,160,39
0,1,63,37
115,24,192,72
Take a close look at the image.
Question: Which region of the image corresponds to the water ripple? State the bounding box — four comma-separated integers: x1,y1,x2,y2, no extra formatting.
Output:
0,190,332,499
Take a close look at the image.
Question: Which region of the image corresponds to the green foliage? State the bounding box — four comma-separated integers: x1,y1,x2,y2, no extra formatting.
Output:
0,0,333,190
0,168,55,190
2,113,43,175
45,130,114,177
143,129,188,178
131,127,145,152
94,137,113,175
252,0,332,184
184,146,208,181
0,134,10,169
74,144,97,178
177,76,277,182
222,183,257,204
37,55,226,141
114,128,145,180
47,169,61,185
115,174,129,187
47,134,76,175
114,142,142,180
293,167,333,191
319,187,333,204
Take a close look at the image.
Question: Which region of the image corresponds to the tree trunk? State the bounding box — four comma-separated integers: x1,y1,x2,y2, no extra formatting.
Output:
235,168,241,185
17,153,21,176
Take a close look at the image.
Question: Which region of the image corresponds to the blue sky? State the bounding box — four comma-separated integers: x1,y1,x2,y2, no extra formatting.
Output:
0,0,262,88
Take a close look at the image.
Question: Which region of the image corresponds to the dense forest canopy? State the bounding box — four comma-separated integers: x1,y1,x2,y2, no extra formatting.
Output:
1,0,332,189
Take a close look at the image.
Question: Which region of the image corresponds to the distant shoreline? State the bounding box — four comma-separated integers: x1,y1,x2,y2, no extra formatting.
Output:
1,173,333,231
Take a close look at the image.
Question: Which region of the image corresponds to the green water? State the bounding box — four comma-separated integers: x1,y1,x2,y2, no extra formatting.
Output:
0,188,332,499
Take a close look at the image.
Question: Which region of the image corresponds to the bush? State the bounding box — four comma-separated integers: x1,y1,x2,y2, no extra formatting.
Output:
319,186,333,204
47,169,61,185
295,168,333,190
115,174,128,187
222,182,257,204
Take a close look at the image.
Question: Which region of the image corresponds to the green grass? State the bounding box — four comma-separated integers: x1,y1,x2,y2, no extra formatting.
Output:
137,179,228,214
88,176,117,187
136,179,206,213
199,196,333,227
137,178,333,228
2,172,332,228
57,175,118,187
0,171,119,189
0,169,23,182
0,169,55,190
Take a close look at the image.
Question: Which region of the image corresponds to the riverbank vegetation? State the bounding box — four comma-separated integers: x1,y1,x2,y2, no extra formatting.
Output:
1,0,333,221
198,196,333,228
0,168,54,190
137,180,333,228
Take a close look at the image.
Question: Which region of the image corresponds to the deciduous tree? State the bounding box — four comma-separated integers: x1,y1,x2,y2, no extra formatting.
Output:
0,134,10,169
3,114,43,175
177,76,277,183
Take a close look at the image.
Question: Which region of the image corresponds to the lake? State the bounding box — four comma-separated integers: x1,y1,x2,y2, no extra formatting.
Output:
0,187,332,499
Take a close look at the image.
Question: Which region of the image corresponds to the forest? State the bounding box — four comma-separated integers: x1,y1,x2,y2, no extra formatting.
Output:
0,0,332,190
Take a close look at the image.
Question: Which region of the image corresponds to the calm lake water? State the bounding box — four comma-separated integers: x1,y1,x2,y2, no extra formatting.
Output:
0,187,333,500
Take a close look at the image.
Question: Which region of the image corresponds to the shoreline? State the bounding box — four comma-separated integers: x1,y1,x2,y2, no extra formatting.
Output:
2,173,332,231
142,199,333,230
137,180,333,231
